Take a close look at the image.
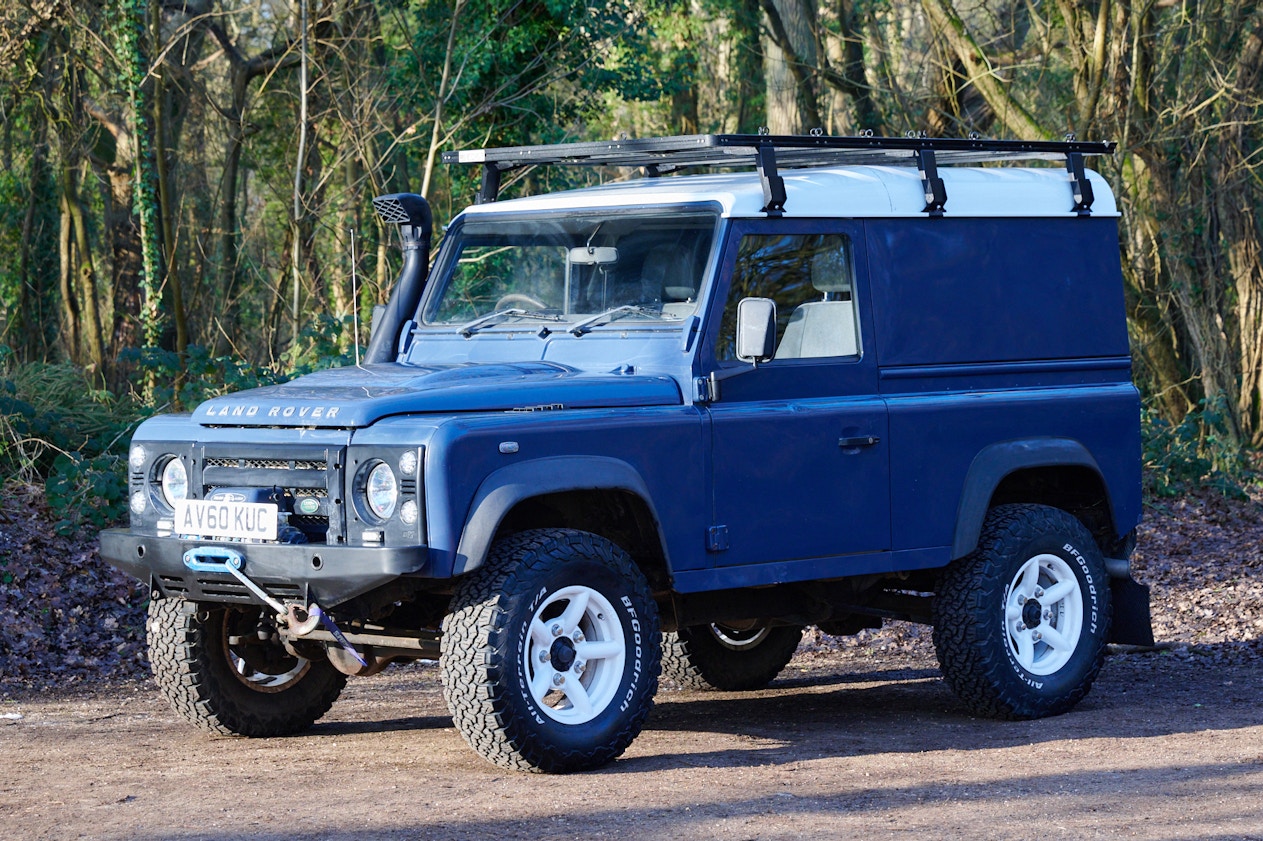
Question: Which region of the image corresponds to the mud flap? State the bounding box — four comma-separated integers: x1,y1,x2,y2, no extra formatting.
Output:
1108,575,1155,647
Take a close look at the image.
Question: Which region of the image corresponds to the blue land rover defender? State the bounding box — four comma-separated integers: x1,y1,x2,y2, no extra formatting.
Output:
101,134,1153,773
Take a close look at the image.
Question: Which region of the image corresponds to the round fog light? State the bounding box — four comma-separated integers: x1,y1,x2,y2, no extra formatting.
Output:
130,491,148,515
400,499,419,525
399,450,418,476
129,445,147,470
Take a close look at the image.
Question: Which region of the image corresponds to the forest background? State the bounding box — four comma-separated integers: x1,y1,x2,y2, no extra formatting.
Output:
0,0,1261,529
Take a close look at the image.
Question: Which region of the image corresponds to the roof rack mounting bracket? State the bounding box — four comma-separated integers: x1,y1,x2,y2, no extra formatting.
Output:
756,143,787,217
917,148,947,217
477,164,502,205
1066,152,1094,216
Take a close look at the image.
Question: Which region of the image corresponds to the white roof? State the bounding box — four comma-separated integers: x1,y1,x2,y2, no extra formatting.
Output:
459,165,1117,219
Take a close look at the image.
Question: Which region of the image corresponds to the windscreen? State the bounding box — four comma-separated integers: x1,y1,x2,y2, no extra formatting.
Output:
422,210,718,329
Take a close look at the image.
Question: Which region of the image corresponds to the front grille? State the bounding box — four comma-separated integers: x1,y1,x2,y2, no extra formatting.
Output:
197,444,344,544
206,457,327,471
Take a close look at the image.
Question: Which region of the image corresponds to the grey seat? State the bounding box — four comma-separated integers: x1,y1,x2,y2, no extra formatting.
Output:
640,245,698,317
775,249,858,359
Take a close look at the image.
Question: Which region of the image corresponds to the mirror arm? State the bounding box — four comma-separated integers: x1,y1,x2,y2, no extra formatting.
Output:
700,362,758,403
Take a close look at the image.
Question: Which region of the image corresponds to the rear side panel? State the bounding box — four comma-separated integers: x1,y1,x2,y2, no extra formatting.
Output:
866,217,1141,557
866,217,1130,366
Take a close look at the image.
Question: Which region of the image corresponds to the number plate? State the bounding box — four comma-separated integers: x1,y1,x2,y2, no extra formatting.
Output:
174,499,279,541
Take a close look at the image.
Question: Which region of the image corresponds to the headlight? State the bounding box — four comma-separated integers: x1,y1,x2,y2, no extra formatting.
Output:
160,457,188,508
365,461,398,520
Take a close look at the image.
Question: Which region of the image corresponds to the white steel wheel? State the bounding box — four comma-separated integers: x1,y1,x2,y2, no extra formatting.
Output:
661,623,804,691
225,645,311,692
222,605,312,693
709,624,771,651
441,528,661,773
932,503,1112,720
523,584,627,724
1003,553,1084,676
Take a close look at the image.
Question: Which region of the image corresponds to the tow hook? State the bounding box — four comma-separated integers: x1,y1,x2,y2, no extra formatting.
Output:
182,547,368,668
286,602,369,668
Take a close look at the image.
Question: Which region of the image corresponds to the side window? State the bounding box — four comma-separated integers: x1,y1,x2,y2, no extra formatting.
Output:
716,233,860,362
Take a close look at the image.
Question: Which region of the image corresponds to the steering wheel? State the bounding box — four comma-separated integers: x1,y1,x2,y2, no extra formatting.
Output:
495,293,548,310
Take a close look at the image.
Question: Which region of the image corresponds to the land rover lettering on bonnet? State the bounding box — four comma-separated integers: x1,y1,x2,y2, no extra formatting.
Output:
100,133,1151,773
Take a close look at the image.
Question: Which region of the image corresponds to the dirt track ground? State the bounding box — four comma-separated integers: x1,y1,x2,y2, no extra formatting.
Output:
3,641,1262,841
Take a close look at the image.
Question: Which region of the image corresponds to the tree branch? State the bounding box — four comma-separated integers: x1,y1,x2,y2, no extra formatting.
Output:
920,0,1051,140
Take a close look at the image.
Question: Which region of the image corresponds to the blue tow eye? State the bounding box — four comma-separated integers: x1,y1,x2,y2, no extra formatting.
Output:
182,546,244,573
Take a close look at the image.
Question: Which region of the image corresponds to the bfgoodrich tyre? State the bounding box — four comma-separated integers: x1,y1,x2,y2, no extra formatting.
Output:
662,624,803,691
932,504,1112,720
441,528,661,773
147,599,347,736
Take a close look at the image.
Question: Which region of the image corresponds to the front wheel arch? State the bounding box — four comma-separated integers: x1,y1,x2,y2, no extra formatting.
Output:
451,456,671,585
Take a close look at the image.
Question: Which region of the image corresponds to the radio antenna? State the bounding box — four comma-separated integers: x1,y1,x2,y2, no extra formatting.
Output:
349,227,362,368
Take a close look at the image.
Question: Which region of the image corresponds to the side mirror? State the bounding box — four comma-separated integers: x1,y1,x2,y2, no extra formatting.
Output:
736,297,776,363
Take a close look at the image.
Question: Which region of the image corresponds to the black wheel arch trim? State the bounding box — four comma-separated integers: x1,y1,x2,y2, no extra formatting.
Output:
452,456,670,577
951,438,1116,561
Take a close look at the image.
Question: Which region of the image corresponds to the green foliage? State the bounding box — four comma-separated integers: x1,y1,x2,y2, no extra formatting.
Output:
283,314,358,373
0,345,136,529
126,314,355,412
1142,398,1251,499
45,452,129,535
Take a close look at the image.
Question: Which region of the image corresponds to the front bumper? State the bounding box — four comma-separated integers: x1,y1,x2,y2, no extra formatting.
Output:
100,529,429,608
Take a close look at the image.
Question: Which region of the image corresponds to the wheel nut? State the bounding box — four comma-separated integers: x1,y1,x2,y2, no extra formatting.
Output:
550,623,562,637
1017,595,1027,605
1034,587,1044,598
573,660,585,673
538,650,550,663
552,673,565,687
1033,631,1042,641
1043,609,1051,621
573,631,584,642
1016,621,1026,631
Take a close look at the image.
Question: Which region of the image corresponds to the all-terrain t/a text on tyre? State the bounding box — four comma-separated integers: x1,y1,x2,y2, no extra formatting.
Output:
147,599,347,736
932,504,1112,720
441,529,661,773
662,624,803,691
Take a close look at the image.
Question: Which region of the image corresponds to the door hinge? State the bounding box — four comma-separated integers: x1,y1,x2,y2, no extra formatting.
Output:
694,376,712,403
706,525,730,552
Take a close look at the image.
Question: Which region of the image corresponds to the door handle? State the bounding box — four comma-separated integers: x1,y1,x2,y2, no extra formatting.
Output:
838,435,880,449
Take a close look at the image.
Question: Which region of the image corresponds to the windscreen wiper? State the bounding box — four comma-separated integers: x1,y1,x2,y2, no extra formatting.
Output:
568,305,661,336
457,307,563,337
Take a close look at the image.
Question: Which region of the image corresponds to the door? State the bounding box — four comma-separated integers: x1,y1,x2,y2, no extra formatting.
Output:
702,219,890,569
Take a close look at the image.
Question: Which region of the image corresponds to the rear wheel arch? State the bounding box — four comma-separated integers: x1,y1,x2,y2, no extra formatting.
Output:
952,439,1118,561
452,456,672,590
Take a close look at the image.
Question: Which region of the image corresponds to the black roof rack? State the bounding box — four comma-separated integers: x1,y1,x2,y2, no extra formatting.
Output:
441,132,1116,218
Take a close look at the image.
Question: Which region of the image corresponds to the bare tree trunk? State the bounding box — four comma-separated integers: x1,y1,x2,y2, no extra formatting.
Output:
1215,16,1263,443
154,69,187,355
421,0,465,198
14,110,49,360
57,191,80,363
61,163,105,371
920,0,1050,140
760,0,822,133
